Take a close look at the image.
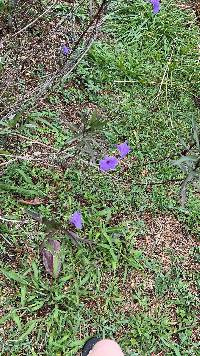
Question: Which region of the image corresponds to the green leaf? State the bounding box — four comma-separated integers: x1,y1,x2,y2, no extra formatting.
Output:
16,168,33,184
0,150,11,155
20,285,26,307
0,268,28,285
12,311,22,330
18,320,38,342
6,113,22,128
31,261,39,281
0,183,44,197
29,301,44,312
86,112,106,132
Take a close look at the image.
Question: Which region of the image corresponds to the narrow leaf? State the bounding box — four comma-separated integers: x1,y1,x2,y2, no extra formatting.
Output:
18,320,38,341
0,268,27,284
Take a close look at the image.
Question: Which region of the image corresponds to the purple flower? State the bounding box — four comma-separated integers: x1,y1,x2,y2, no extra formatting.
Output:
70,211,83,229
62,45,70,55
117,141,131,159
99,156,119,172
149,0,160,14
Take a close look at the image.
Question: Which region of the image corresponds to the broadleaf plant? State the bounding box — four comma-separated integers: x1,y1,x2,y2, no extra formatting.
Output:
172,121,200,206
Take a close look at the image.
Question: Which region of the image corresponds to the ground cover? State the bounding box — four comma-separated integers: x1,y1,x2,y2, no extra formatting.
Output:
0,1,199,355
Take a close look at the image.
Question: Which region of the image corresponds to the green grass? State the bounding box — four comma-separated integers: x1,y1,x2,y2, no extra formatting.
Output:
0,0,200,354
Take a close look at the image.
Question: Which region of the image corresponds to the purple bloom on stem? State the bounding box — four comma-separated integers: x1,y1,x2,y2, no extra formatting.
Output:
70,211,83,229
117,141,131,159
99,156,118,172
149,0,160,14
62,45,70,55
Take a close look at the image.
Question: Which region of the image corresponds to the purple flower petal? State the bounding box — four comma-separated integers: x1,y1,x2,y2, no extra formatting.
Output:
99,156,118,172
70,211,83,229
116,141,131,159
149,0,160,14
62,45,70,55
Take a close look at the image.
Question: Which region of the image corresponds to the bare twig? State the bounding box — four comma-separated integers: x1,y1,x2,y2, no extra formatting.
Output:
1,36,93,121
72,0,108,50
132,178,183,187
0,153,58,168
0,158,17,167
5,133,59,151
0,0,108,123
12,1,56,38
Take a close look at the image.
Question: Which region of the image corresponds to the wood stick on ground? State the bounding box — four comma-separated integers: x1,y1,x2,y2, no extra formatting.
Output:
0,0,109,124
12,1,56,39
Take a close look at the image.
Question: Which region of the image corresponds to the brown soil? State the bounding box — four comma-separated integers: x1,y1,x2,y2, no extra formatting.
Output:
0,0,97,118
82,214,198,328
136,214,198,272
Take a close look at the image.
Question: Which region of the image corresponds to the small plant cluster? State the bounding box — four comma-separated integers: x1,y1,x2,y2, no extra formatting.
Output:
1,0,165,279
60,0,161,54
172,121,200,206
40,120,200,277
41,139,132,277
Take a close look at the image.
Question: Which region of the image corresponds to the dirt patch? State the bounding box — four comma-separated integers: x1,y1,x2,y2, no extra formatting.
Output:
176,1,200,24
0,0,104,121
81,214,198,334
136,214,198,272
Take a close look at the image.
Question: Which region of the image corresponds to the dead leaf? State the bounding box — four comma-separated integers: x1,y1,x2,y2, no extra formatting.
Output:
141,169,148,177
18,198,45,205
176,4,192,10
41,239,61,278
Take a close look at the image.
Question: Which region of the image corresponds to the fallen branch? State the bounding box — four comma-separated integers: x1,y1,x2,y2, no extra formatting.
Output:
12,1,56,38
132,178,183,187
0,0,108,124
0,153,59,168
0,132,59,151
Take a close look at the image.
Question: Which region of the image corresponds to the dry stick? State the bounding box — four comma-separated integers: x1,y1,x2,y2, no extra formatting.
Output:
72,0,108,50
0,153,58,168
7,133,59,151
0,148,76,168
136,178,183,186
0,0,107,123
12,1,56,38
0,33,94,121
0,158,17,167
0,0,66,86
0,0,56,65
